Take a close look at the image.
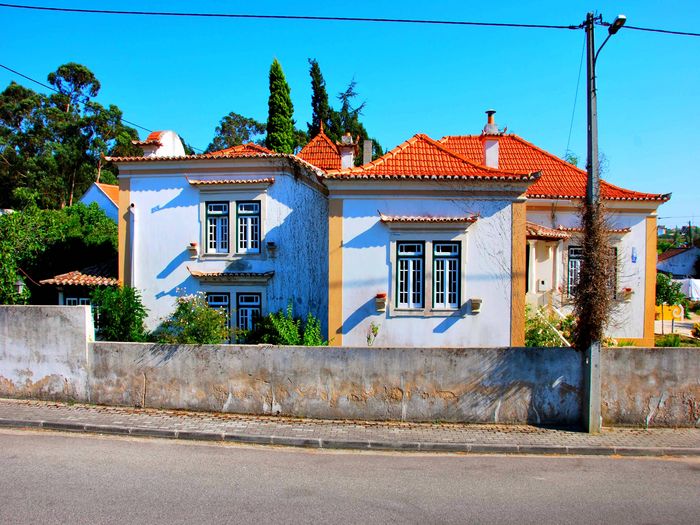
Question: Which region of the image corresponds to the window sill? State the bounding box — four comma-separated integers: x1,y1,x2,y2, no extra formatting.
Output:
199,253,266,261
389,307,466,318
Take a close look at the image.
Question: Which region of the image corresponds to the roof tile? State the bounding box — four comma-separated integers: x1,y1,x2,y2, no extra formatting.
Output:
297,129,341,171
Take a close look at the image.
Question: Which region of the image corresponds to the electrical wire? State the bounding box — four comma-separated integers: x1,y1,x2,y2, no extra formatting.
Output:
564,31,586,158
0,3,579,29
621,25,700,38
0,62,206,152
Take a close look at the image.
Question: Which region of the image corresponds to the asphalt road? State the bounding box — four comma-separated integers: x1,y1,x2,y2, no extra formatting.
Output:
1,429,698,525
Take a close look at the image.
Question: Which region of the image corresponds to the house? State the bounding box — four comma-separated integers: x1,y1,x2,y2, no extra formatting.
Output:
437,111,669,346
657,246,700,278
39,260,118,305
106,131,328,334
79,182,119,222
323,132,538,347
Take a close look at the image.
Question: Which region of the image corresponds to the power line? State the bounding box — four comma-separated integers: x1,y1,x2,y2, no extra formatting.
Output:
0,63,153,133
622,25,700,38
565,31,586,158
0,3,579,30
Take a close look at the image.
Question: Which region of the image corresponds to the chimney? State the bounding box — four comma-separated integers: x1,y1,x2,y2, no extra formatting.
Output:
337,133,358,169
482,110,499,168
362,139,373,165
133,130,186,158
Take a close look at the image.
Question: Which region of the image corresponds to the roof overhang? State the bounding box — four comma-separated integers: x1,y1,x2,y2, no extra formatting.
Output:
188,268,274,285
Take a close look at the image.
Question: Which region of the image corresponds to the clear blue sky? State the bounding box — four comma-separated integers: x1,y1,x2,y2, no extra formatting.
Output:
1,1,698,226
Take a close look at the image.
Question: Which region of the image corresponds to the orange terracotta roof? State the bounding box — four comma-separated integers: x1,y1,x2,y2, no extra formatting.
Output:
40,261,118,287
439,134,670,202
658,247,692,262
526,222,571,240
132,130,165,146
95,183,119,206
297,129,341,171
207,143,273,157
380,212,478,224
556,225,631,234
325,134,537,181
187,177,275,186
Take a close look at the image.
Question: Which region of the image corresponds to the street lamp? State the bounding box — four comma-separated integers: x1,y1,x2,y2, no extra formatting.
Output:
14,278,25,295
582,12,626,434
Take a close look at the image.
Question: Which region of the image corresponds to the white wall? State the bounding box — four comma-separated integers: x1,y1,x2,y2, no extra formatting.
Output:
79,184,118,222
658,247,700,277
527,207,650,339
127,168,328,332
339,197,513,347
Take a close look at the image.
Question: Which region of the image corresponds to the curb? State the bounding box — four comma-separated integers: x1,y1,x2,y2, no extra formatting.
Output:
1,418,699,457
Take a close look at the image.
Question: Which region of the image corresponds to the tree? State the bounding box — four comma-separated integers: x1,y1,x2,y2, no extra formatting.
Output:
152,292,231,344
205,112,265,152
265,59,295,154
0,63,140,209
307,59,332,138
656,273,685,306
91,286,148,342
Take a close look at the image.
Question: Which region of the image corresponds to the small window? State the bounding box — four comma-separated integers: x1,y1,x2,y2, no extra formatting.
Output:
237,201,260,254
79,298,91,306
567,246,583,295
433,242,460,309
236,293,262,332
206,202,229,254
396,242,424,309
65,297,79,306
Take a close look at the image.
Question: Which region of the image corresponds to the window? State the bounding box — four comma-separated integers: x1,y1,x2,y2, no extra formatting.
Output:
206,202,229,254
65,297,90,306
433,242,460,309
396,242,425,309
567,245,618,297
236,293,261,331
236,201,260,254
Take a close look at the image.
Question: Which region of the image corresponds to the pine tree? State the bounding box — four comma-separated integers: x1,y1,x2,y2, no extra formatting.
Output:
307,59,332,139
265,59,295,154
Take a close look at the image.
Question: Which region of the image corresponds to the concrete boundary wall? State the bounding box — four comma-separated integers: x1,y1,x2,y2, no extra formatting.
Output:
1,306,698,427
0,306,93,401
89,343,583,425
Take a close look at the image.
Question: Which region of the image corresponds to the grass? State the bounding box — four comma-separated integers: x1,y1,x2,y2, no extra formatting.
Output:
655,334,700,347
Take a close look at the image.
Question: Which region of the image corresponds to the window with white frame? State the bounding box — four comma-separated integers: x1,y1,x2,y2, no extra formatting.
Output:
206,202,229,254
236,292,261,331
236,201,261,254
65,297,90,306
433,242,460,309
206,292,230,322
396,242,425,309
567,245,618,297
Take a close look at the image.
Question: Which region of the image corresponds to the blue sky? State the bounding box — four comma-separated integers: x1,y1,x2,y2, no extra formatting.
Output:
1,1,698,226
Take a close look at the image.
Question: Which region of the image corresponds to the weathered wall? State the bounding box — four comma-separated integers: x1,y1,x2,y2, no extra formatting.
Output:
89,343,583,425
0,306,93,401
602,347,700,427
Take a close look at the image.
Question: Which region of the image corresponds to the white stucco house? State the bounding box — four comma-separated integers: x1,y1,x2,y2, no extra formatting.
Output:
107,131,328,334
79,182,119,222
657,246,700,278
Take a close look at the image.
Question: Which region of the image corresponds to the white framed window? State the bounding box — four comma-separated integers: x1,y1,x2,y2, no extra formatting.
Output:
236,292,262,331
433,242,460,309
206,202,229,254
237,201,260,254
396,242,425,309
64,297,90,306
567,245,618,297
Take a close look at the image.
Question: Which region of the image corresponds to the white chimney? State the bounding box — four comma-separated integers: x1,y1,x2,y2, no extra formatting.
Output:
362,139,373,165
482,110,500,168
133,130,186,158
337,133,358,169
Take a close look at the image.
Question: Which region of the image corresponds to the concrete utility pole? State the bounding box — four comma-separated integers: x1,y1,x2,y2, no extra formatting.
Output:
582,12,626,434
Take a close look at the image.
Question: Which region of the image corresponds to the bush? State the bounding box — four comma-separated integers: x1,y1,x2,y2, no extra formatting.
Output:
692,323,700,339
656,334,681,347
525,306,573,347
152,292,230,344
245,303,326,346
90,286,148,342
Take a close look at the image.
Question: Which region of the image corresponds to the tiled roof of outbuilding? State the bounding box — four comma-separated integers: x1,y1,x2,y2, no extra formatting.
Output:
297,128,341,171
40,260,118,287
95,183,119,206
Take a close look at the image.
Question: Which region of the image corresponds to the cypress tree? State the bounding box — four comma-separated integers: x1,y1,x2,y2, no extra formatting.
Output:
265,59,295,154
307,59,332,139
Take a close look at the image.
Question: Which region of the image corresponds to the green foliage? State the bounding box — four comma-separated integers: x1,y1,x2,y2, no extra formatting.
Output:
152,293,231,344
525,306,568,347
265,59,295,154
656,334,681,347
246,303,326,346
656,273,685,306
206,112,266,152
0,203,116,304
0,63,140,209
563,150,579,167
692,323,700,339
307,59,332,138
90,286,147,342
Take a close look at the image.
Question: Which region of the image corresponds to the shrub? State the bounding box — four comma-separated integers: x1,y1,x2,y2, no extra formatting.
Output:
152,292,230,344
692,323,700,339
245,302,326,346
525,306,564,347
656,334,681,347
90,286,147,342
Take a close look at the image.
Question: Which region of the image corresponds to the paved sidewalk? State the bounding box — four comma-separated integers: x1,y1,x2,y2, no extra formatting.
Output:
1,398,698,456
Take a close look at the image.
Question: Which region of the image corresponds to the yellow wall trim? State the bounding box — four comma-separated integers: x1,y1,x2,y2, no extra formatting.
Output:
641,216,658,346
117,178,131,286
511,201,526,346
328,199,343,346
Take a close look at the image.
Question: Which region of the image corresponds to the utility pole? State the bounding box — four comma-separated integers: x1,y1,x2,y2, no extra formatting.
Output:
582,12,626,434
